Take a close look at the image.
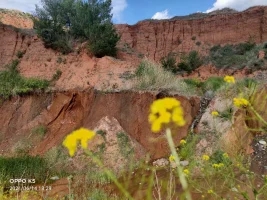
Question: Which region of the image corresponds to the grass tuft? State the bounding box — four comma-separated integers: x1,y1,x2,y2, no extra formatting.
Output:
0,60,49,99
134,60,196,96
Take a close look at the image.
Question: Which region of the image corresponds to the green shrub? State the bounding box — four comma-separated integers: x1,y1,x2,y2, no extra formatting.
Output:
32,125,47,137
34,0,119,57
178,133,199,160
210,149,232,166
196,41,201,46
160,53,178,73
135,61,146,77
116,132,134,159
208,41,263,70
87,23,120,57
202,77,225,92
16,50,25,58
183,78,202,88
219,107,233,121
0,60,49,99
235,42,256,55
96,130,107,140
177,50,203,73
52,69,62,81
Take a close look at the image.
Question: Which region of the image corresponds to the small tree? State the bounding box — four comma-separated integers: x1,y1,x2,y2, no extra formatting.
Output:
34,0,74,54
34,0,120,57
177,51,203,73
160,53,178,73
71,0,120,57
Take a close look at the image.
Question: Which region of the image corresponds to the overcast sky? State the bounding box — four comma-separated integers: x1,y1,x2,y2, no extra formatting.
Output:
1,0,267,24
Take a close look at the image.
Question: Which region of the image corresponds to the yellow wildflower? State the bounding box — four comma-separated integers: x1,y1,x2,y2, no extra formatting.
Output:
207,189,214,194
212,163,224,168
224,75,235,83
202,155,210,161
211,111,219,117
169,154,175,162
183,169,190,176
180,139,186,145
63,128,96,157
149,98,186,133
223,153,229,158
233,98,250,108
218,163,224,167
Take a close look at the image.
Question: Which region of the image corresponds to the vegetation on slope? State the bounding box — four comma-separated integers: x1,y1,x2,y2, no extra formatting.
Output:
208,41,267,71
0,60,49,99
34,0,120,57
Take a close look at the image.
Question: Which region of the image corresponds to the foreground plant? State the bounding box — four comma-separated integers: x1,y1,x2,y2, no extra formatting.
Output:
63,128,133,199
233,97,267,126
62,97,190,199
148,97,191,200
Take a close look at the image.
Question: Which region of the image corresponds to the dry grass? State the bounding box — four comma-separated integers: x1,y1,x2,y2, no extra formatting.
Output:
134,59,196,96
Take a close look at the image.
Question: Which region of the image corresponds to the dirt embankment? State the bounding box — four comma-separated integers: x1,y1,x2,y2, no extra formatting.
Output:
0,91,200,159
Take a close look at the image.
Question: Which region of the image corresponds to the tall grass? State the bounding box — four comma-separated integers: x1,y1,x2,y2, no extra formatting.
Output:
0,60,49,99
134,60,196,96
0,156,48,185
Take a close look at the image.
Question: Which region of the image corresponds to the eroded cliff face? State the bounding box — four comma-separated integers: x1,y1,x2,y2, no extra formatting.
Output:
116,6,267,61
0,24,33,67
0,91,200,159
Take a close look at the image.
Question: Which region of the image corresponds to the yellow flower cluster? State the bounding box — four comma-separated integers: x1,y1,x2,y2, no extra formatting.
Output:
202,155,210,161
149,98,186,133
169,154,175,162
224,75,235,83
212,163,224,169
63,128,96,157
180,139,186,145
183,169,190,176
211,111,219,117
233,98,250,108
207,189,214,194
223,153,229,158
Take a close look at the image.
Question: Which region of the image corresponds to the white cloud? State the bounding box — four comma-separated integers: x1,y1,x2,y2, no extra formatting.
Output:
0,0,40,13
152,9,172,20
206,0,267,13
111,0,127,23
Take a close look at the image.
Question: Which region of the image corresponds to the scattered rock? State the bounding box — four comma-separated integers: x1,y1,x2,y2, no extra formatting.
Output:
152,158,169,167
180,160,189,166
259,140,267,146
50,176,60,180
196,139,208,149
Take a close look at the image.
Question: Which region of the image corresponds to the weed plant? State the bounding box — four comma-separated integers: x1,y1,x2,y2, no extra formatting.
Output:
0,60,49,99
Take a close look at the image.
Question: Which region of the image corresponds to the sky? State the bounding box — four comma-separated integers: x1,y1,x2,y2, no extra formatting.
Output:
0,0,267,25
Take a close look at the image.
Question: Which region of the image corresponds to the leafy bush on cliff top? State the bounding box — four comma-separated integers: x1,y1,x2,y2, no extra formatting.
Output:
34,0,120,57
0,60,49,99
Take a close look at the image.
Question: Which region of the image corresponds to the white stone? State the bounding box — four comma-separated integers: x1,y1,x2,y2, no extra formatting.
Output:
259,140,267,146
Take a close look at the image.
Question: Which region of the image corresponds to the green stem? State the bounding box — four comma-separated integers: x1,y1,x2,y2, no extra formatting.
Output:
249,106,267,127
166,128,192,200
85,150,133,200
